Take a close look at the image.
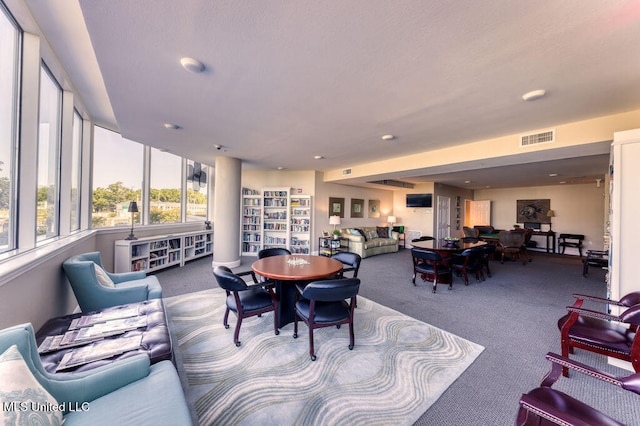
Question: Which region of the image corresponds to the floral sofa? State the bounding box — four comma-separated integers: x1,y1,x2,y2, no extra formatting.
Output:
339,226,399,259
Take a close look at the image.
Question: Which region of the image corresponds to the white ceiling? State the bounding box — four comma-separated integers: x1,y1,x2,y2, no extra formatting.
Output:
23,0,640,189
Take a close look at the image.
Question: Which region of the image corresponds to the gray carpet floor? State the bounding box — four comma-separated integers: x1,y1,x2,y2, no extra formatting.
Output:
154,249,640,425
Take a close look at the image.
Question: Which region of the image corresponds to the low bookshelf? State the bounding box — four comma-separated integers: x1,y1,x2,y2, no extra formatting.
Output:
115,230,213,273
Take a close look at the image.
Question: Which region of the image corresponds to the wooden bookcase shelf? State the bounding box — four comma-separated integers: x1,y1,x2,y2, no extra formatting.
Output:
115,230,213,273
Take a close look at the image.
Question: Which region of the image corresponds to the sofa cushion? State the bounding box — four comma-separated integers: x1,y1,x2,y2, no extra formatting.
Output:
366,230,378,240
376,226,390,238
0,345,63,425
62,361,192,426
94,264,115,288
354,228,367,240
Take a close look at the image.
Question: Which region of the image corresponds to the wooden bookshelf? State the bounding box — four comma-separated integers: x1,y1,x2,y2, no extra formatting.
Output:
115,230,213,273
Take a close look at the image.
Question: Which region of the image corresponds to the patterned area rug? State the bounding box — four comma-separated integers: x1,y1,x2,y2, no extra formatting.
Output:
164,289,484,426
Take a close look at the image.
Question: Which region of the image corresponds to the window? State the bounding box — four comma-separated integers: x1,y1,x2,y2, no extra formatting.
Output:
186,160,208,222
70,110,82,231
36,64,61,242
92,126,143,228
149,148,181,224
0,3,20,252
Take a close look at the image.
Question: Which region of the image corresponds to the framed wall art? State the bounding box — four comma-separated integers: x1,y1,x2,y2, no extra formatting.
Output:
516,199,551,223
350,198,364,218
329,197,345,218
368,199,380,218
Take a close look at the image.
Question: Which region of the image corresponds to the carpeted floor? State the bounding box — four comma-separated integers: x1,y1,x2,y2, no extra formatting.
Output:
164,289,484,426
155,249,640,425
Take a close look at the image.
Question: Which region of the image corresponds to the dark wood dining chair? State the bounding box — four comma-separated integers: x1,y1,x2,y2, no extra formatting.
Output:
516,352,640,425
497,230,527,264
331,251,362,307
213,266,279,347
258,247,291,258
411,248,452,293
449,247,484,285
293,278,360,361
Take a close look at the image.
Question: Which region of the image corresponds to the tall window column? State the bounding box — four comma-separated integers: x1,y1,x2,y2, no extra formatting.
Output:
212,156,241,268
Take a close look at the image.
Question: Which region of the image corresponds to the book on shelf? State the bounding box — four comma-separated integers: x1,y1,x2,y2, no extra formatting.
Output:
55,335,143,372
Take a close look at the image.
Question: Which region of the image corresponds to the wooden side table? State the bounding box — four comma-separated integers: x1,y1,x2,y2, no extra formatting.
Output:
319,236,349,256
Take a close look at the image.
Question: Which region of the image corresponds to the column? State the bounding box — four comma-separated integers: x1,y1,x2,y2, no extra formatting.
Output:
212,156,241,268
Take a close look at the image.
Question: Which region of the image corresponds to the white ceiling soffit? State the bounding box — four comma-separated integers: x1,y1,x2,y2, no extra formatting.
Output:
22,0,640,188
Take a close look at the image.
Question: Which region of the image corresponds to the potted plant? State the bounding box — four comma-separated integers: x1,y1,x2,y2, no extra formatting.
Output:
332,229,341,239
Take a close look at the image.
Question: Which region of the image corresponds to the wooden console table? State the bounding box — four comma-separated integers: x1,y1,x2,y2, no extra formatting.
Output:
531,230,556,253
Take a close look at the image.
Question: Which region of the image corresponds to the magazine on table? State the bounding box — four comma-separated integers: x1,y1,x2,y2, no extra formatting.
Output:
55,335,143,372
68,305,141,330
39,315,148,353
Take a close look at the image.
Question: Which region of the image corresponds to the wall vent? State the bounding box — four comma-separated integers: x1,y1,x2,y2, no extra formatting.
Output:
342,168,352,175
520,129,555,147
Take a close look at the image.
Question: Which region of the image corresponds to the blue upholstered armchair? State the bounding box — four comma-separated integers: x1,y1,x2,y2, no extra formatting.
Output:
62,252,162,312
0,323,192,425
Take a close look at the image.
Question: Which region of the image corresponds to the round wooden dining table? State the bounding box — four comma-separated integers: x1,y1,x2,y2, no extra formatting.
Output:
411,239,486,257
252,254,343,327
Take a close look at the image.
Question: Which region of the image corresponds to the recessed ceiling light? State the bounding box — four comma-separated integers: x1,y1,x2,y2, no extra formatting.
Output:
559,181,567,184
464,180,472,184
180,57,205,73
163,123,180,129
381,135,395,141
549,173,558,177
314,155,324,160
277,166,285,170
522,89,546,101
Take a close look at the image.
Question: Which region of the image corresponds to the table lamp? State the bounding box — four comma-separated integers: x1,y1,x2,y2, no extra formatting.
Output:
329,215,341,230
387,215,396,228
126,201,139,240
547,209,555,231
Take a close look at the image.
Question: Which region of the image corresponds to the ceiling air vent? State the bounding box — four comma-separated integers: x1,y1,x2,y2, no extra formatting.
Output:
368,179,415,189
342,168,352,175
520,129,555,147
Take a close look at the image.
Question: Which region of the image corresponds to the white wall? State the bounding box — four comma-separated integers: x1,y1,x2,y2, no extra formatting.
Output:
474,183,607,254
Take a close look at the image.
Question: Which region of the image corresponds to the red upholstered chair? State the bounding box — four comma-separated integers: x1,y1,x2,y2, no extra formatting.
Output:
516,352,640,426
293,278,360,361
213,266,279,347
558,296,640,377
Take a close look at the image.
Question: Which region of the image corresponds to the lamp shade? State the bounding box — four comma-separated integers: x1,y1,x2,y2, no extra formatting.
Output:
387,215,396,224
546,209,555,218
329,215,341,226
128,201,139,213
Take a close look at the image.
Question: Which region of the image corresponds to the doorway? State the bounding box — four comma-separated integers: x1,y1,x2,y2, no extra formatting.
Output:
437,196,451,240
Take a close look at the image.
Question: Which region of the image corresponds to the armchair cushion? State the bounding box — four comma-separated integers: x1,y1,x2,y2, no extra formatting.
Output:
94,264,115,288
0,345,63,425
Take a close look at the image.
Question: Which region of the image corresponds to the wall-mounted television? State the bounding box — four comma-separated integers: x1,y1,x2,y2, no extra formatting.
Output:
406,193,433,208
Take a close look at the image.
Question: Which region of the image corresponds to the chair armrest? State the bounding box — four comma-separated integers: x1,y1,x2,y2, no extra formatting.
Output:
46,354,150,404
236,270,259,284
540,352,622,388
518,393,594,426
572,293,624,306
108,271,147,283
100,282,150,305
565,306,620,322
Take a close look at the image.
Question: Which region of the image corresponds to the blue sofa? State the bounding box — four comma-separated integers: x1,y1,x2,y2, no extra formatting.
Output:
63,252,162,312
0,323,192,425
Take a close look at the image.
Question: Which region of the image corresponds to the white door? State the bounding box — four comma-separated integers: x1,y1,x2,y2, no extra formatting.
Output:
469,200,491,227
437,196,451,240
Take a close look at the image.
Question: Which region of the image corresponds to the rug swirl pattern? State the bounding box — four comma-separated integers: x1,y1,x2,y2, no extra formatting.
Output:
165,289,484,425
